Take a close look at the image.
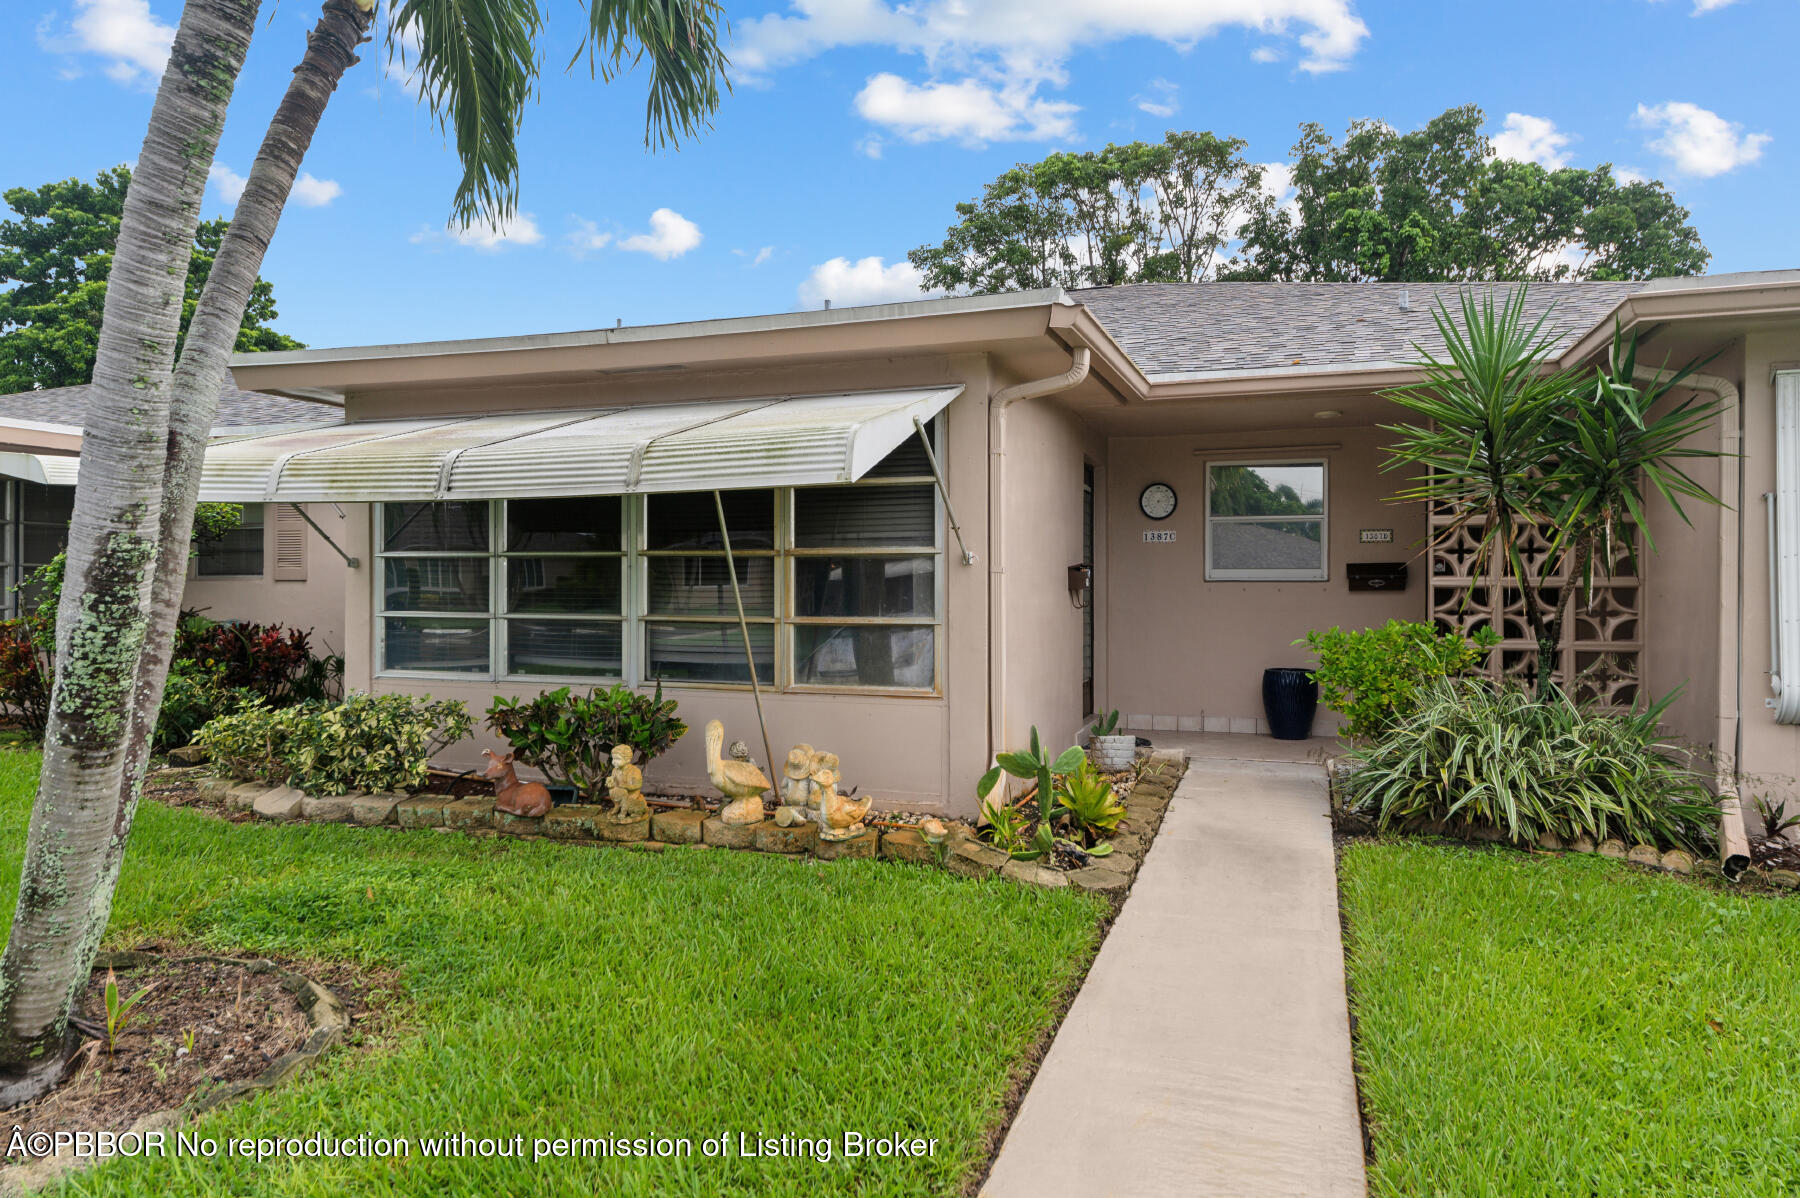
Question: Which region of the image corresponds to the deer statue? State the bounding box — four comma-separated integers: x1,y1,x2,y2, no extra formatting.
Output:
481,750,552,818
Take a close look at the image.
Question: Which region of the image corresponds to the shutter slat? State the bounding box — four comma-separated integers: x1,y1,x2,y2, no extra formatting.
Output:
273,505,308,581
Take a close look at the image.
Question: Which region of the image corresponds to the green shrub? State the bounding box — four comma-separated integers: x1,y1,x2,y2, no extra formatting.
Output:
154,662,257,752
192,701,294,784
283,693,472,796
1052,760,1125,846
485,684,685,795
1298,619,1500,740
195,693,472,795
1339,678,1717,849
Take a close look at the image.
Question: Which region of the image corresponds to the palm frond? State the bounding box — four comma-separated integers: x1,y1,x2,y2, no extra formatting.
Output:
572,0,731,149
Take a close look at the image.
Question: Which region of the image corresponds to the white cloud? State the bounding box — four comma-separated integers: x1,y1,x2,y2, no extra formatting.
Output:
1632,101,1769,177
1135,78,1179,119
39,0,175,85
798,256,938,308
617,208,702,260
564,218,615,258
855,73,1078,144
291,172,342,207
1613,165,1648,185
734,0,1368,78
1490,113,1573,169
856,134,886,159
210,165,341,209
734,0,1368,147
1690,0,1739,11
208,163,247,206
413,213,544,251
1250,45,1283,63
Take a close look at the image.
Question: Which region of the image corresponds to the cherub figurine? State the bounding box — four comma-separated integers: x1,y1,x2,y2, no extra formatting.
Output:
775,744,818,827
603,743,647,824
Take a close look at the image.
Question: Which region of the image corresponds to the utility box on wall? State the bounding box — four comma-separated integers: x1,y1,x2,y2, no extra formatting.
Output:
1347,562,1407,592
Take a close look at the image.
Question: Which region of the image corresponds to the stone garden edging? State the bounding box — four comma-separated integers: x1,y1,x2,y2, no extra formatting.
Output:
189,750,1190,895
3,953,350,1196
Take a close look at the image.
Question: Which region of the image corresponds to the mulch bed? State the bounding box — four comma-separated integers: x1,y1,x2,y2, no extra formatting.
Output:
0,950,389,1145
1751,833,1800,872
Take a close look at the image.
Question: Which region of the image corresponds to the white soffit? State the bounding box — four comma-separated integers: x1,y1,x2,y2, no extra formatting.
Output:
196,386,963,502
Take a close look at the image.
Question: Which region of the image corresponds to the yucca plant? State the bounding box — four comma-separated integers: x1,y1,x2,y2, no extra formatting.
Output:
1339,677,1717,850
1382,288,1725,698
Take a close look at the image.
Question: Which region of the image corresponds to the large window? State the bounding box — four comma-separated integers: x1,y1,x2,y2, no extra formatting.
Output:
372,438,943,692
1205,461,1327,581
197,502,265,576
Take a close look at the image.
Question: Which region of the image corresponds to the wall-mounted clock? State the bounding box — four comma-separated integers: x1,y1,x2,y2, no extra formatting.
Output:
1139,482,1177,520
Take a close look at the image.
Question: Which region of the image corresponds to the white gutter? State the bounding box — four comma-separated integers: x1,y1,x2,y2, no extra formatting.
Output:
1771,370,1800,723
988,348,1093,769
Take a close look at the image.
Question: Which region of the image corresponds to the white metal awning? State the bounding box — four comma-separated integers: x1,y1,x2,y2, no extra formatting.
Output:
197,386,963,502
0,452,80,487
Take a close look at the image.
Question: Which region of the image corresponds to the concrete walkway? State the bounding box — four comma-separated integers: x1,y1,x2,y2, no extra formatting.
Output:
980,756,1367,1198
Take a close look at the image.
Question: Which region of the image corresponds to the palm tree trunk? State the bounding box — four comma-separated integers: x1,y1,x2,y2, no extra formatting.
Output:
0,0,259,1105
101,0,375,934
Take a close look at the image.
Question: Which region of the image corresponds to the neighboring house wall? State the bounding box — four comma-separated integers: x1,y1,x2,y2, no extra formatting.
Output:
1734,324,1800,805
1103,422,1426,735
336,356,999,817
184,502,349,655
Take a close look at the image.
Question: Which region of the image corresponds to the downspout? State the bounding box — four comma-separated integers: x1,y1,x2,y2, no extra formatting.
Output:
1638,367,1750,878
989,347,1092,771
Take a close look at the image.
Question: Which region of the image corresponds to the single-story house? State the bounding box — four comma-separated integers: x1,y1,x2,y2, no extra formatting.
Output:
0,376,348,647
162,268,1796,819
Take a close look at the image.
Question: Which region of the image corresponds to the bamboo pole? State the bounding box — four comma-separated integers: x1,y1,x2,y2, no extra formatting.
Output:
714,490,777,788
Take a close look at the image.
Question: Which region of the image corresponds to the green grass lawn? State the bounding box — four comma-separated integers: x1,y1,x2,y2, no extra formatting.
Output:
0,752,1105,1196
1341,840,1800,1198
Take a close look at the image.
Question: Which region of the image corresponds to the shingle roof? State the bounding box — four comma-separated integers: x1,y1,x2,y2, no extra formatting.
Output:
1069,281,1647,378
0,372,341,429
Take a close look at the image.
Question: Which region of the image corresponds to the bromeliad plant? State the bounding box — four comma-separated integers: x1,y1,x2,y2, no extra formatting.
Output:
979,727,1121,860
1382,289,1726,697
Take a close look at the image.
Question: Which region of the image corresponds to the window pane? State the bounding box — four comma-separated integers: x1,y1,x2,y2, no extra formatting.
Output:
646,621,773,684
645,555,773,617
382,558,490,612
794,484,935,548
861,429,933,478
793,556,935,618
645,490,774,551
383,501,489,552
22,525,67,569
1208,464,1325,518
198,526,264,576
507,556,621,614
506,618,622,676
506,497,620,553
794,625,935,689
1210,520,1324,573
20,484,73,525
383,617,489,672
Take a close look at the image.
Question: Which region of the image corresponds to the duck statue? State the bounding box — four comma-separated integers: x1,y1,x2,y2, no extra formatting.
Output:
705,719,771,825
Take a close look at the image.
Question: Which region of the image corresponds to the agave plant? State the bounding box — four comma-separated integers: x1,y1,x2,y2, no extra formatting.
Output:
1052,760,1126,847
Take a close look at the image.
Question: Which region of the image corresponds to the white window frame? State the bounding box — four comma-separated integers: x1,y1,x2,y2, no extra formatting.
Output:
370,416,946,695
1203,458,1329,582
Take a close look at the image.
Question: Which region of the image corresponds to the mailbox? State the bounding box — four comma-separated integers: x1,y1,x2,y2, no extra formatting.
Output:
1347,562,1407,592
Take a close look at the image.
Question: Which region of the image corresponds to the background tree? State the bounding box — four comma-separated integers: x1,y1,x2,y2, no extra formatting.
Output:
0,167,303,393
0,0,727,1105
1381,288,1724,696
1224,105,1709,282
908,131,1266,292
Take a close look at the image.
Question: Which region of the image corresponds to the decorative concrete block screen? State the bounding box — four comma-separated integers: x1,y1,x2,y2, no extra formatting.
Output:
1428,505,1641,705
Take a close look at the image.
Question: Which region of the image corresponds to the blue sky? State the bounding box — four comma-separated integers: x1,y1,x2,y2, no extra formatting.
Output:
11,0,1794,349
